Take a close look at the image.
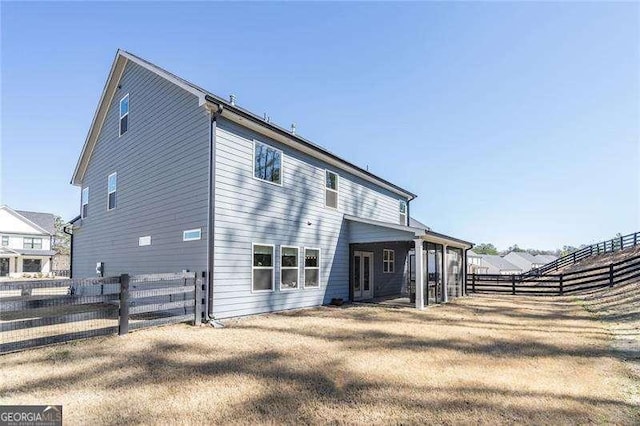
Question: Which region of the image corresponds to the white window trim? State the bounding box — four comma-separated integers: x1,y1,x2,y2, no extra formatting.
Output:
81,187,89,219
252,140,284,187
252,242,275,293
138,236,152,247
119,93,129,137
303,247,321,289
107,172,117,211
279,246,300,291
183,228,202,241
325,169,339,210
383,249,395,273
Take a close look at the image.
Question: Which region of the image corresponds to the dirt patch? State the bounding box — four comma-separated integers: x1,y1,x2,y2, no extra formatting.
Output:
0,296,638,425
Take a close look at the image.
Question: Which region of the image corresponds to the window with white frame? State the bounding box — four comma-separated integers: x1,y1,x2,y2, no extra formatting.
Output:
253,244,274,291
325,170,338,209
81,187,89,218
138,236,151,246
280,246,299,290
23,237,42,250
399,200,407,225
254,141,282,185
119,93,129,136
183,229,201,241
304,248,320,288
1,236,8,246
383,249,395,273
107,173,117,210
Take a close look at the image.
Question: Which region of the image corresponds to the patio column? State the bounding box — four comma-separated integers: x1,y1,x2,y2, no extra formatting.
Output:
443,244,449,303
414,239,425,310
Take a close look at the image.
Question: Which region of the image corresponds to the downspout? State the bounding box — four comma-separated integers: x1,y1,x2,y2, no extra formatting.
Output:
206,104,224,321
464,246,473,297
63,225,73,278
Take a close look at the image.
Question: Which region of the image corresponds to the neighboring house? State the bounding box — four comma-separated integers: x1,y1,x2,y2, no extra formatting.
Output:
467,250,489,274
0,206,56,278
480,255,522,275
503,251,544,273
534,254,558,265
69,50,472,319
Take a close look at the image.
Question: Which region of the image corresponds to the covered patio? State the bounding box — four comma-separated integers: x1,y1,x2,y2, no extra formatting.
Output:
346,215,472,309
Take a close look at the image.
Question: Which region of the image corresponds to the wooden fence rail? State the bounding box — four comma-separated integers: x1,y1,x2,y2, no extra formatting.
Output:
0,272,204,354
468,254,640,296
524,230,640,277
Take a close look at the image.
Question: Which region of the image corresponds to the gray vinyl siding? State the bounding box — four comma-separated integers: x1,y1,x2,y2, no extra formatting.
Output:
351,241,411,298
349,221,415,244
212,118,408,318
72,61,210,278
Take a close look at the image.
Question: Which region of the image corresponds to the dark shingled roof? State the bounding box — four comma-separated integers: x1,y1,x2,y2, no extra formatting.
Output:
16,210,55,235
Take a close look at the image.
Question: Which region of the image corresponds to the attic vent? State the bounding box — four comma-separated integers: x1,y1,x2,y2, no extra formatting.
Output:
229,94,236,106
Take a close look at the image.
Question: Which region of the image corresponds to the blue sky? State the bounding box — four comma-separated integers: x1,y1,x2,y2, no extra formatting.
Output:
1,2,638,250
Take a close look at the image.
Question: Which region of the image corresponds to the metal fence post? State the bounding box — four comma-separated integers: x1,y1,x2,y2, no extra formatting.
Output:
559,274,563,296
511,274,516,295
609,264,614,288
119,274,130,336
194,272,202,326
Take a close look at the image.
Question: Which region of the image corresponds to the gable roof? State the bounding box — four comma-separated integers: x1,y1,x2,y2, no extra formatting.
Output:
507,251,540,263
0,206,54,235
534,254,557,264
71,50,417,201
481,255,522,271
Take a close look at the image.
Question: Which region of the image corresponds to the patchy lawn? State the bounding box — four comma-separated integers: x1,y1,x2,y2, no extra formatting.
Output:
0,296,638,425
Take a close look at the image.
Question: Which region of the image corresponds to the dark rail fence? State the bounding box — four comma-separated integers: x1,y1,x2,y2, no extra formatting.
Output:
525,231,640,277
468,254,640,296
0,272,205,354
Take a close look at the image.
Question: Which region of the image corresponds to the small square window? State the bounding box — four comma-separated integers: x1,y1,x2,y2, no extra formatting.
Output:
183,229,202,241
138,236,151,246
254,141,282,185
1,236,8,246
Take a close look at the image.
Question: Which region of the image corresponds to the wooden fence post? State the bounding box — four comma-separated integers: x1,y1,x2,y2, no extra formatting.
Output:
572,252,576,264
559,274,563,296
609,264,614,288
194,272,202,326
511,274,516,295
620,236,624,250
119,274,130,336
472,274,476,293
635,233,638,247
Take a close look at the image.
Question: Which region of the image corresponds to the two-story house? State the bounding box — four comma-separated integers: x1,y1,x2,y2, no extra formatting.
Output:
69,50,472,319
503,251,545,273
0,206,57,278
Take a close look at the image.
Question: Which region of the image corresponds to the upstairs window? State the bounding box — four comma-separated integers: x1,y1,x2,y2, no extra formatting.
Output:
119,94,129,136
107,172,117,210
253,244,274,291
81,187,89,218
325,170,338,209
254,141,282,185
23,237,42,250
280,246,299,290
383,249,395,273
183,229,202,241
1,236,8,246
304,248,320,288
399,200,407,225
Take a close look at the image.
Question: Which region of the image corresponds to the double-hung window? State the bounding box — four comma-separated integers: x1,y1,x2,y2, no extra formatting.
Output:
383,249,395,273
253,141,282,185
23,237,42,250
107,172,117,210
1,236,8,246
253,244,274,291
325,170,338,209
399,200,407,225
280,246,299,290
119,94,129,136
81,187,89,218
304,248,320,288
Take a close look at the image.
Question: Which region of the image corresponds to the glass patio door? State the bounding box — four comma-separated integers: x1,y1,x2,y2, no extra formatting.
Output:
425,243,444,305
353,251,374,300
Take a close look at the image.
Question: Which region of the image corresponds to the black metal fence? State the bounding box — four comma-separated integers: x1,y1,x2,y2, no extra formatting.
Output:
0,272,204,354
468,254,640,296
525,231,640,277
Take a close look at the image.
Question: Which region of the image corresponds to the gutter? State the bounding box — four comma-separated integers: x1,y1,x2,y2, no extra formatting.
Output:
63,224,74,278
206,104,224,321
